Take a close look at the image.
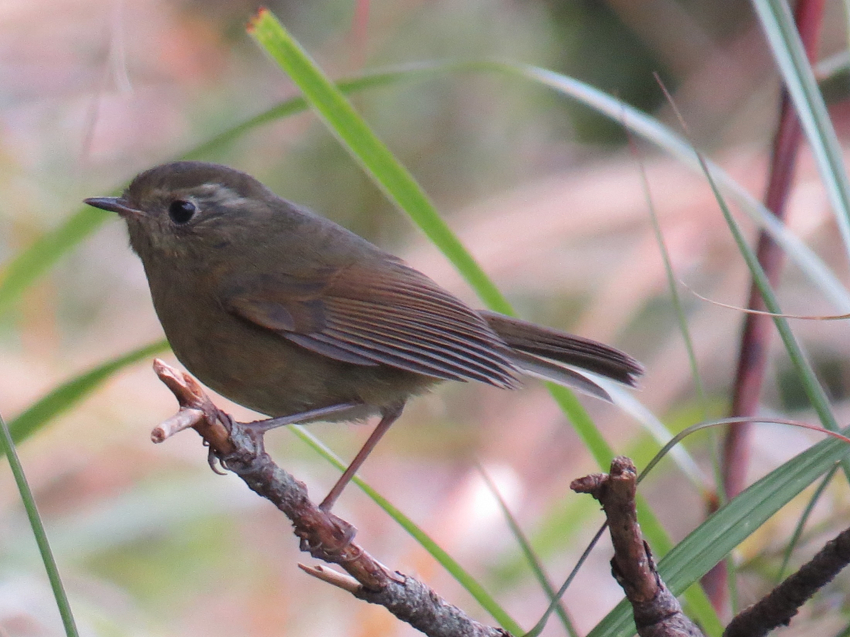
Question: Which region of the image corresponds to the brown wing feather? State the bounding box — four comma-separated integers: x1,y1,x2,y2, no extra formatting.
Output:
222,261,520,389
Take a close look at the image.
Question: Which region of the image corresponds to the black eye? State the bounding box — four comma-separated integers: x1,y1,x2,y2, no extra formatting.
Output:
168,200,196,224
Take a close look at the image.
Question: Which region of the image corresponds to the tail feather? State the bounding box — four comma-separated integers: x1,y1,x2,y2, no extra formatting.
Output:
480,311,643,390
507,349,613,402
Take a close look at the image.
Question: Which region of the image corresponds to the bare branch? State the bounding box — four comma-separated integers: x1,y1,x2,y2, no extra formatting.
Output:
150,359,511,637
724,525,850,637
572,457,704,637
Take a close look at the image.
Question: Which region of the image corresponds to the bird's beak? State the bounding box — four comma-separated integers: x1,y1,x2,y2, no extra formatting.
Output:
83,197,142,217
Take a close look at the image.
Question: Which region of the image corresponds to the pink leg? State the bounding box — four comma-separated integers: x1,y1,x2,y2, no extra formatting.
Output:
319,402,405,511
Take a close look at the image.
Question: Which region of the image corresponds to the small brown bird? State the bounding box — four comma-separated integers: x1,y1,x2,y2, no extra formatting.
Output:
85,161,641,509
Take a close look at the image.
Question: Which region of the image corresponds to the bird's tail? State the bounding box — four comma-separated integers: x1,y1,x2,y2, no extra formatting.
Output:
480,311,643,402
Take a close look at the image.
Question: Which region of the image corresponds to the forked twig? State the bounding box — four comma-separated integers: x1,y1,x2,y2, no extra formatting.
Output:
572,457,705,637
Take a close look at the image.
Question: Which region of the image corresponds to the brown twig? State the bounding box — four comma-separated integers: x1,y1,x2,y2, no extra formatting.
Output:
723,525,850,637
572,457,705,637
149,359,510,637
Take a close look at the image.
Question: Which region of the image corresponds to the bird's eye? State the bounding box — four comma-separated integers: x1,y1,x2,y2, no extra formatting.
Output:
168,200,196,224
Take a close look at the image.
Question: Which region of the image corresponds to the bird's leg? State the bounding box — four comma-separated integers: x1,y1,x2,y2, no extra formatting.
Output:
319,402,405,511
243,402,362,433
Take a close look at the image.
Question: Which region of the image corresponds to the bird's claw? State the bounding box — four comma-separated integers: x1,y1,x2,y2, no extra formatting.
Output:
206,443,227,475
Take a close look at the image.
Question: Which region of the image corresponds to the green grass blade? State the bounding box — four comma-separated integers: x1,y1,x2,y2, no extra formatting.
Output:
248,12,511,314
752,0,850,261
288,425,523,635
0,412,79,637
661,553,722,637
588,429,850,637
4,339,168,448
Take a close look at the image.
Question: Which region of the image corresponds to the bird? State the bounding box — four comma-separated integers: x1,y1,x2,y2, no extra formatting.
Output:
85,161,642,510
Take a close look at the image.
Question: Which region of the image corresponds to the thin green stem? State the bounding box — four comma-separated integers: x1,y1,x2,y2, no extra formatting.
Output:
0,412,79,637
477,465,578,637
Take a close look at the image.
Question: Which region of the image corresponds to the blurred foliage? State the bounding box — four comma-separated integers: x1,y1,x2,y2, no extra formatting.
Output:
3,1,850,637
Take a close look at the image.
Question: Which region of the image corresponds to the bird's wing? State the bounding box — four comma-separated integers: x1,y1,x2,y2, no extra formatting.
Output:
220,261,519,388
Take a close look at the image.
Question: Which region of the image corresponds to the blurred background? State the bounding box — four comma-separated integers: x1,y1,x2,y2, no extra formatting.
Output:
2,0,850,635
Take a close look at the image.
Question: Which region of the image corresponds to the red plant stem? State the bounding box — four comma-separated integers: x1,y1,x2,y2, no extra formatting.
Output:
349,0,371,70
724,0,826,501
704,0,827,613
